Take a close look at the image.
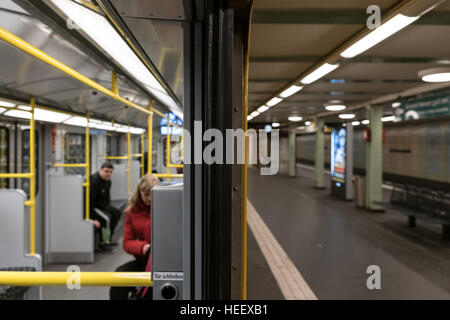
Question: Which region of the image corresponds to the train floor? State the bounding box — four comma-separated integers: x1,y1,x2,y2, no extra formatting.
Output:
247,162,450,299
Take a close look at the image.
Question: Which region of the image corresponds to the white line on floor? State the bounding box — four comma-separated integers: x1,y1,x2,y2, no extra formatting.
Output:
247,200,318,300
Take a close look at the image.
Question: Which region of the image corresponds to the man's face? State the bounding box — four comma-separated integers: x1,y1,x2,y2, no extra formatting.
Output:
99,167,113,181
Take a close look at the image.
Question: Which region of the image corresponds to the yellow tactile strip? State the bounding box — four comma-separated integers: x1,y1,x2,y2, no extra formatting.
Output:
247,200,318,300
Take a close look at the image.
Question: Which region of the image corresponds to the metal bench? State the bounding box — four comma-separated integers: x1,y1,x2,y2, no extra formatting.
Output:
388,184,450,241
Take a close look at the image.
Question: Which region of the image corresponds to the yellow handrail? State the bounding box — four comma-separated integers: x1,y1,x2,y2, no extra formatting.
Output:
0,26,178,124
154,174,183,179
167,164,183,168
105,156,128,160
0,173,32,178
0,272,152,287
0,27,150,116
53,163,88,168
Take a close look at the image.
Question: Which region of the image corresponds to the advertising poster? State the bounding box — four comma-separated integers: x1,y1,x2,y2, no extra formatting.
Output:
331,127,346,184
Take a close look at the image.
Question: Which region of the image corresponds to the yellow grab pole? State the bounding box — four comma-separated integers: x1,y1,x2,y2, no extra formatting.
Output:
140,134,144,177
166,124,171,181
111,71,119,95
29,98,36,256
148,101,153,174
105,156,128,160
85,114,90,221
0,272,152,287
242,5,253,300
127,130,131,195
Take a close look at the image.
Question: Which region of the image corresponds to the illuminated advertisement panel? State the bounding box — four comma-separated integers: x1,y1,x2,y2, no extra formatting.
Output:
331,127,346,183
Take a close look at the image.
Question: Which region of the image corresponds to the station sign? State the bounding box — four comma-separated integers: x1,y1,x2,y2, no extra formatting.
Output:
393,92,450,121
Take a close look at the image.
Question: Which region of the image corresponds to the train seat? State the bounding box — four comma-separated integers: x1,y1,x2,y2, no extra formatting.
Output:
0,190,42,300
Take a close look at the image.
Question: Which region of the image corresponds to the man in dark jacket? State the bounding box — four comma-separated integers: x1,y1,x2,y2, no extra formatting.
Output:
90,162,121,250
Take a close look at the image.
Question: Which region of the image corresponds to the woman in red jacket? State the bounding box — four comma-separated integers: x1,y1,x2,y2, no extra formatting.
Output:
109,174,160,300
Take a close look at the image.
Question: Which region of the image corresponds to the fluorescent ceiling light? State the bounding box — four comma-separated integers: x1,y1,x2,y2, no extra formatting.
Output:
288,116,302,122
49,0,181,116
130,127,146,135
325,104,346,111
115,126,130,133
266,97,283,107
272,122,280,128
3,109,32,119
0,100,15,108
279,85,303,98
250,111,260,117
305,121,311,126
63,116,88,127
247,115,253,121
18,105,31,111
392,102,401,108
339,114,355,120
352,121,361,126
34,108,72,123
362,120,370,125
301,63,340,85
382,116,395,122
257,105,270,113
341,14,419,58
0,108,5,114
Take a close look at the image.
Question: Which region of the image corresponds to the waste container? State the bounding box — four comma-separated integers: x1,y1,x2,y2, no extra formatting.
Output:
354,175,365,208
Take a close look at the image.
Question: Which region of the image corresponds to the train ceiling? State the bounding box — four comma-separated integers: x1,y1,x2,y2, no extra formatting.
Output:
248,0,450,125
0,0,184,128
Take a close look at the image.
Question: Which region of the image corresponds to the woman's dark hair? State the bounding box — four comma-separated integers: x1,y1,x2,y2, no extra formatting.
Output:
101,162,114,170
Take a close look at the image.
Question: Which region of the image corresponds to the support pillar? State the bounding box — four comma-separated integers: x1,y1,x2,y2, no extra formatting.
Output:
314,118,325,189
365,105,384,211
288,125,296,177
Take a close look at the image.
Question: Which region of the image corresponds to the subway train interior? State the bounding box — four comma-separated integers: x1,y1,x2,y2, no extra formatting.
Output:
1,0,450,304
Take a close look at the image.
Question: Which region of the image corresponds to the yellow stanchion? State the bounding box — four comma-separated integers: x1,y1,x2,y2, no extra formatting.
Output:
29,98,36,256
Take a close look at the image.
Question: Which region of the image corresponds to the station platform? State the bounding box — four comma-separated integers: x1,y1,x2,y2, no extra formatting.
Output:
247,163,450,299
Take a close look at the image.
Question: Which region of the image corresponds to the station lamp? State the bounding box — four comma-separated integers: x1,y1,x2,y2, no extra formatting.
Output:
419,67,450,82
288,116,303,122
339,114,355,120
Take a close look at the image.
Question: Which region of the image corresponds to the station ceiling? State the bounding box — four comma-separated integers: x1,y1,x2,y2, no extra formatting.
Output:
248,0,450,124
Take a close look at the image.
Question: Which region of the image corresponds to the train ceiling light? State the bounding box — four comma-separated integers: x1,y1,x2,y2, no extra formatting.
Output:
49,0,181,115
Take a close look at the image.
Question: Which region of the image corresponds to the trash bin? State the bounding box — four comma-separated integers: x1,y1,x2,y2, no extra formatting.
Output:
354,175,365,208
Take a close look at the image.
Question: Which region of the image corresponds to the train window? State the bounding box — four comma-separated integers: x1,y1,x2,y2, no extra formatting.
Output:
64,133,86,176
0,127,9,189
21,129,38,197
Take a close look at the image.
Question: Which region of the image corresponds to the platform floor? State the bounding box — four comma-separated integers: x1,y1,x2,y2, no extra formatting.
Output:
247,163,450,299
